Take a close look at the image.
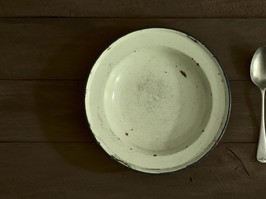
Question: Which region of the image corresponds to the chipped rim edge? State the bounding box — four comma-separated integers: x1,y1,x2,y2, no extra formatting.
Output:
84,28,232,174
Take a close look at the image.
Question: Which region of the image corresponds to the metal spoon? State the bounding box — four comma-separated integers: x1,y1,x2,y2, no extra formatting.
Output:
251,47,266,163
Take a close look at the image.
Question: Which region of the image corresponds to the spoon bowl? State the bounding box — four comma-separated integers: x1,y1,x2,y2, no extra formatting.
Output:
251,47,266,89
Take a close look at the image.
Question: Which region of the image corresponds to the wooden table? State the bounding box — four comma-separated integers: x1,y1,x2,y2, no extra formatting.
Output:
0,1,266,198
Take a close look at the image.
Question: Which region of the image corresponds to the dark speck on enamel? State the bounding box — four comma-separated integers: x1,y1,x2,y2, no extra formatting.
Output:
180,70,187,78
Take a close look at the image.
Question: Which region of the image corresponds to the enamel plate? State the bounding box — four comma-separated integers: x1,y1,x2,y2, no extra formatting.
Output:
85,28,231,174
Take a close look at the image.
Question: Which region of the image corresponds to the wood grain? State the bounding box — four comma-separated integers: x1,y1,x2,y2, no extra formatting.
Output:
0,80,91,142
0,18,265,80
0,0,265,18
0,1,264,197
0,142,263,199
0,80,260,143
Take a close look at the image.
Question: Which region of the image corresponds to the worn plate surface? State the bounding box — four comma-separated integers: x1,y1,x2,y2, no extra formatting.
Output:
85,28,231,174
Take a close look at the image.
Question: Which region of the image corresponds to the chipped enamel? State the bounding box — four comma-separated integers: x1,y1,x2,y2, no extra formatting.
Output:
85,28,231,174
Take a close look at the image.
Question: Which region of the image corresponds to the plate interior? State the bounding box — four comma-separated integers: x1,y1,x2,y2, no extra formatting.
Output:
104,46,212,156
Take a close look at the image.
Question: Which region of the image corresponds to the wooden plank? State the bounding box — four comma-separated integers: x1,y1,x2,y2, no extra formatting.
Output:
0,80,260,142
0,142,263,198
0,80,93,142
0,0,265,18
0,18,264,80
225,80,260,143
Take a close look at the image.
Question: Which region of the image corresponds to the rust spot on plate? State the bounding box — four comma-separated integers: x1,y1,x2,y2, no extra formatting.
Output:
180,70,187,78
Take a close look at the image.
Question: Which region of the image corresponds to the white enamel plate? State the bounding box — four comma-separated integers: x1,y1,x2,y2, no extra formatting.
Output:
85,28,231,174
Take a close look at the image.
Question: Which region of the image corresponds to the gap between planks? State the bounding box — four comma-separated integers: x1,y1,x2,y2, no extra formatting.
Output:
0,79,251,82
0,141,256,144
0,16,265,19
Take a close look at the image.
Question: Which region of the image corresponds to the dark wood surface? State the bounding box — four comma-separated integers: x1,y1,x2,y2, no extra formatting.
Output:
0,1,265,198
0,143,262,199
0,0,265,18
0,18,266,80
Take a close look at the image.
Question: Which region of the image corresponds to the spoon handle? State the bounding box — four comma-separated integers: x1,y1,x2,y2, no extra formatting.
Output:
257,89,266,163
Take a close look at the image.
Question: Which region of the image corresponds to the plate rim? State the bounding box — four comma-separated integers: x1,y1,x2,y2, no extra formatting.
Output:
84,27,232,174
